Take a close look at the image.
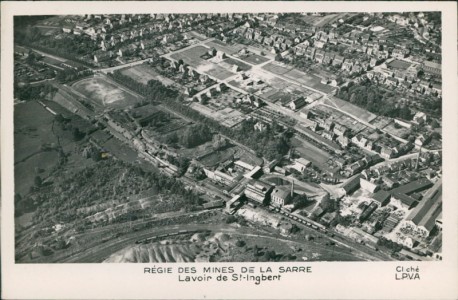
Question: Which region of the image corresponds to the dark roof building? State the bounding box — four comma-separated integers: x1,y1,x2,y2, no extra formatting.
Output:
391,192,418,209
372,190,391,206
392,178,433,195
339,174,361,196
404,179,442,236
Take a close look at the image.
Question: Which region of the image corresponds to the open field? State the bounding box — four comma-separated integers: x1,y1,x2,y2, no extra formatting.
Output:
234,147,263,167
292,13,341,27
291,136,332,166
15,151,59,197
72,76,141,109
204,65,235,81
263,62,336,94
14,101,57,162
120,64,175,86
262,61,293,75
41,56,66,68
205,40,245,55
387,59,412,70
268,76,293,90
101,138,139,163
198,146,236,167
283,69,336,94
186,31,207,41
238,53,270,65
170,45,209,67
223,57,251,71
190,102,246,128
14,100,95,197
323,96,377,123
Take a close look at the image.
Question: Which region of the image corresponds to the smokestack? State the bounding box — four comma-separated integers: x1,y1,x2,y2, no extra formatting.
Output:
415,147,422,170
291,180,294,197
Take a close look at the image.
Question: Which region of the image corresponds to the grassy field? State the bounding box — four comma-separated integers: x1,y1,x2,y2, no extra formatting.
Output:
14,101,57,162
101,138,139,163
198,146,236,168
203,64,235,81
170,45,209,67
283,69,336,94
14,100,95,197
186,31,207,41
120,64,175,86
205,40,245,55
263,62,336,94
234,147,263,167
324,97,377,123
238,53,270,65
72,76,141,109
387,59,412,70
223,57,251,71
262,62,293,75
291,136,332,166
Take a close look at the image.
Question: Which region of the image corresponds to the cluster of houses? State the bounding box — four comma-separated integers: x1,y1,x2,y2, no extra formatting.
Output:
61,13,240,65
366,59,441,97
233,25,299,54
299,108,412,160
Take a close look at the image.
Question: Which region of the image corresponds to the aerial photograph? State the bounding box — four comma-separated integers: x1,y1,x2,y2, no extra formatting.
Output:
13,12,442,263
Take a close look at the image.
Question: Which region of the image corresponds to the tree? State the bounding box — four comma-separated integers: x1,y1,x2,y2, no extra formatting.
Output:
226,215,237,224
319,198,336,212
292,194,308,210
263,250,277,261
55,114,66,124
235,240,246,247
34,176,43,187
72,128,85,141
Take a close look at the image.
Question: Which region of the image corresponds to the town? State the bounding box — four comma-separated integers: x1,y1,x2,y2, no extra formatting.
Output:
14,12,442,263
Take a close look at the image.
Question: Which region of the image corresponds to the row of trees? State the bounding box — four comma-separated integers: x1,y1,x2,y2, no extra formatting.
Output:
14,81,57,101
56,68,93,84
15,26,95,67
338,80,413,120
109,71,179,100
163,124,213,149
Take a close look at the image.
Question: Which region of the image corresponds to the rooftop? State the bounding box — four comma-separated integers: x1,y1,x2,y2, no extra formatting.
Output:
271,187,291,200
406,179,442,228
391,178,433,195
372,190,391,203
